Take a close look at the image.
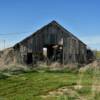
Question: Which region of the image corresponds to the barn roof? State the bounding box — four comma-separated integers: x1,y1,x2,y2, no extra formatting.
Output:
14,20,86,46
52,21,86,45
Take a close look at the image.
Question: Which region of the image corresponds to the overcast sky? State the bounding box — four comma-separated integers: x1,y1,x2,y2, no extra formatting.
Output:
0,0,100,50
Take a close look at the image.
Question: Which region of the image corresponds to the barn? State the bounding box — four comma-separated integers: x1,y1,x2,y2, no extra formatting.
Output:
13,20,87,65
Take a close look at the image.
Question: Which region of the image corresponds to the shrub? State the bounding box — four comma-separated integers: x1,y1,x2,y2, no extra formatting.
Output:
77,87,91,95
0,72,9,79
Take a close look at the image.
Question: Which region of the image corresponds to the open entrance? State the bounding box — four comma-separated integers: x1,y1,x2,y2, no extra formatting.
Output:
27,53,33,64
43,48,47,58
47,45,55,60
43,45,63,63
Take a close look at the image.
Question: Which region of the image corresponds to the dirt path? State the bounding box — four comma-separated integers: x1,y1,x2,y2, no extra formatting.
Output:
41,86,87,100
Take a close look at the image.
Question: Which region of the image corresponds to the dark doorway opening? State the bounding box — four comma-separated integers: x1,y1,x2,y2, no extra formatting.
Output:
27,53,33,64
87,49,94,63
47,45,55,60
43,45,63,63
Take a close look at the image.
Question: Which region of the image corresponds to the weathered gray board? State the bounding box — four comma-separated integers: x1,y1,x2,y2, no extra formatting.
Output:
14,21,87,65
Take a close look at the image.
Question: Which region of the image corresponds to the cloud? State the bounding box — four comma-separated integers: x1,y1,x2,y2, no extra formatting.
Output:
80,35,100,50
0,40,15,50
81,36,100,44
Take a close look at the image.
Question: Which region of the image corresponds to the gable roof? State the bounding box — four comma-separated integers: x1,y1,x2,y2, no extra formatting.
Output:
51,21,86,45
14,20,86,46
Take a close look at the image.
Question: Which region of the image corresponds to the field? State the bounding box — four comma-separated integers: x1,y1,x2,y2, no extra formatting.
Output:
96,51,100,59
0,66,100,100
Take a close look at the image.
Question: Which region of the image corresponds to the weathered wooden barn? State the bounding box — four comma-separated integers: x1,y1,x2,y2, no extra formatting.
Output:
13,21,87,65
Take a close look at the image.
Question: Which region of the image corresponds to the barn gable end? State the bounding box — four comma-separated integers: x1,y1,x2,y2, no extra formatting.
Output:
13,20,87,65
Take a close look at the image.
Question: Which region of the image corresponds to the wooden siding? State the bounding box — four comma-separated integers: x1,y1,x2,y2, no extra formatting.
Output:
13,21,87,65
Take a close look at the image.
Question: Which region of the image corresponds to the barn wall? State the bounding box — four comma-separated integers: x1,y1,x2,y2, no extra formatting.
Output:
13,22,87,65
15,24,65,64
63,36,87,64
